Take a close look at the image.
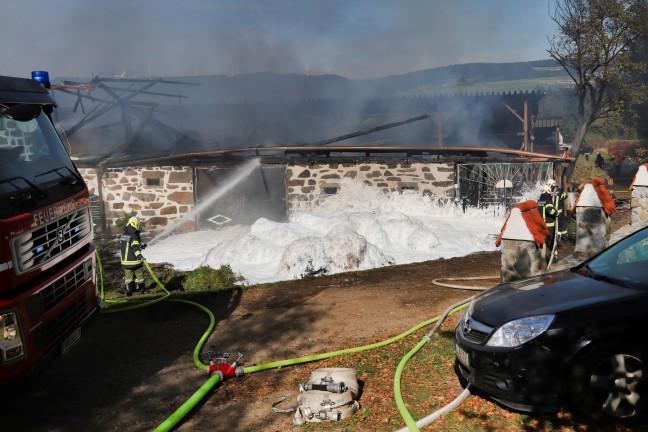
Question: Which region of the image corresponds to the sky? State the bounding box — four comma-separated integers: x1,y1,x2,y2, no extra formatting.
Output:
144,177,543,285
2,0,558,81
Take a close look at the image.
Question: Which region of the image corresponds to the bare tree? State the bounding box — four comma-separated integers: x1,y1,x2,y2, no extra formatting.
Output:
547,0,648,180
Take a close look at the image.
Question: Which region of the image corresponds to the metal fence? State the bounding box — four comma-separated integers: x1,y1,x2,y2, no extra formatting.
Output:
456,162,554,209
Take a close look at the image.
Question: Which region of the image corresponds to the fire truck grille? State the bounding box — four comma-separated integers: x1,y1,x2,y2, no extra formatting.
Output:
11,206,92,275
26,259,92,321
33,293,87,350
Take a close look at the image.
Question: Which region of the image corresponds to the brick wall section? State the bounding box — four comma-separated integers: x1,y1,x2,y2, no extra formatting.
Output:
79,166,194,231
285,161,455,214
631,185,648,224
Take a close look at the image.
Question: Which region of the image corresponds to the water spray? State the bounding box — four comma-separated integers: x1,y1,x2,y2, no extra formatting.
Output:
149,158,261,246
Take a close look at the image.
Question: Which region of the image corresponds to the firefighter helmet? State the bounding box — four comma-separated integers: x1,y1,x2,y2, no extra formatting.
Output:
546,179,557,188
126,216,140,230
541,185,551,194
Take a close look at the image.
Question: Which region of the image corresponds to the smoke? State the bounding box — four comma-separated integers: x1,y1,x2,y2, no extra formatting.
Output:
17,0,558,156
4,1,555,80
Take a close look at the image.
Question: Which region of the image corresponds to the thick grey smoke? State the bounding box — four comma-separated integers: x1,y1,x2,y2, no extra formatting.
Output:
12,0,557,157
3,0,555,80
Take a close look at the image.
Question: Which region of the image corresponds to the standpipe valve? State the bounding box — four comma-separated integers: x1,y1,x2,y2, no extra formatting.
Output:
205,351,244,380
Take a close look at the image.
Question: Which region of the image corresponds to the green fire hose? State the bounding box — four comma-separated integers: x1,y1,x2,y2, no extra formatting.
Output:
95,246,476,432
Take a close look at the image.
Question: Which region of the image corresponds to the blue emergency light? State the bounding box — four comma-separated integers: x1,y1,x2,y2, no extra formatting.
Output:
31,71,51,89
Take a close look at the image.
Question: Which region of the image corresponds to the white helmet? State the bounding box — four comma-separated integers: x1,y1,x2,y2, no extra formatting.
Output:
546,179,557,188
541,185,551,194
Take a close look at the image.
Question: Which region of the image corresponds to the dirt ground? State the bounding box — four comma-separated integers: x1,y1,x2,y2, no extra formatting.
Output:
2,204,632,432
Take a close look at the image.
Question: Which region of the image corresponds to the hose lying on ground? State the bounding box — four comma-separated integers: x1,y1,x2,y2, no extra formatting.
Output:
394,298,473,432
97,245,499,432
392,275,500,432
431,275,500,291
95,249,171,313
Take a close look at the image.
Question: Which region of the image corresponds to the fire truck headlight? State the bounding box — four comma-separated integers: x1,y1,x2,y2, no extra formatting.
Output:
0,311,25,362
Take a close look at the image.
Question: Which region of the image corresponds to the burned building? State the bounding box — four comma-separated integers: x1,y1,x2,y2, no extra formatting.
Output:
56,77,570,232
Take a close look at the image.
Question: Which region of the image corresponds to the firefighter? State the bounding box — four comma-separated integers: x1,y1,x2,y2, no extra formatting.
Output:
538,185,558,263
546,179,568,243
119,216,149,296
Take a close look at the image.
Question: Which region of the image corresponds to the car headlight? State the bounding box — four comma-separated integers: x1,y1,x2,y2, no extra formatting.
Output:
0,311,25,362
486,315,555,348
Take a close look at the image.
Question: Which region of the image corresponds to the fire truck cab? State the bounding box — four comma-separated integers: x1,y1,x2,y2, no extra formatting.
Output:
0,72,100,383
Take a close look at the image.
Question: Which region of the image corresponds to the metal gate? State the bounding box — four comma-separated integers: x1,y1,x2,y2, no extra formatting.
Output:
195,165,287,229
456,162,554,208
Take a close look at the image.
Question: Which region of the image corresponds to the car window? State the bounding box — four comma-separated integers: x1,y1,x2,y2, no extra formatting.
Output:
586,228,648,287
617,237,648,265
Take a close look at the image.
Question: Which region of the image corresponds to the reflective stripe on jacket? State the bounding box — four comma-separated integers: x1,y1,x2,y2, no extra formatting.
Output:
120,225,143,268
552,190,568,235
538,193,557,227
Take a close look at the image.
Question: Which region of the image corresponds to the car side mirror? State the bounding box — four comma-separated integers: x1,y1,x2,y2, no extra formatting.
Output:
0,104,42,122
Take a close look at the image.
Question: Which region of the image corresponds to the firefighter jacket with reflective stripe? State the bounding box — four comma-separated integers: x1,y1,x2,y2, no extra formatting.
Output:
538,192,557,227
552,189,568,235
120,225,143,268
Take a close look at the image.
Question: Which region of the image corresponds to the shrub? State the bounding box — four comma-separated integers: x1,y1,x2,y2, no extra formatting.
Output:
112,211,138,233
181,265,243,292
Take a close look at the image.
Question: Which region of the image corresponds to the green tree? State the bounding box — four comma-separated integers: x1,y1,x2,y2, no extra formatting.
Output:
631,36,648,141
547,0,648,177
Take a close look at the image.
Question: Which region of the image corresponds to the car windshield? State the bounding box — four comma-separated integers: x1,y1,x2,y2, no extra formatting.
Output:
579,227,648,288
0,108,84,217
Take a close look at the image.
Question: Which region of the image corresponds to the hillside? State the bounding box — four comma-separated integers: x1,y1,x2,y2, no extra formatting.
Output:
54,59,569,107
52,59,570,157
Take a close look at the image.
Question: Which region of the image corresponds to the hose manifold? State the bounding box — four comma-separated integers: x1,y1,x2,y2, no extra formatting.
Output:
206,351,244,380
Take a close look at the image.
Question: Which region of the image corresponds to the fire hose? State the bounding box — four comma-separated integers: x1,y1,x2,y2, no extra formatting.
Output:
391,276,497,432
95,246,496,431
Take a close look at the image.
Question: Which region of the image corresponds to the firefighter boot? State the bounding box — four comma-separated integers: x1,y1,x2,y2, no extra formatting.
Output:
134,281,150,294
124,281,134,296
118,280,133,296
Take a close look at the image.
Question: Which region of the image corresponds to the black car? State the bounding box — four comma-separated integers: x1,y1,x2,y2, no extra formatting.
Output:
454,226,648,423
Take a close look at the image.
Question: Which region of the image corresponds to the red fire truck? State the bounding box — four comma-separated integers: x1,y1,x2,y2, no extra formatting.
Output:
0,72,100,383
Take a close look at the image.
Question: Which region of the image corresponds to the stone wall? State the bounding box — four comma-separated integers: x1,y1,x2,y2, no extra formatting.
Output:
79,166,194,231
500,240,545,283
631,185,648,224
574,207,609,257
285,161,455,213
79,160,457,232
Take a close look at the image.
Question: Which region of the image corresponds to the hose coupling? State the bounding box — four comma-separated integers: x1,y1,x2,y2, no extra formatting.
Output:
205,350,244,380
206,367,224,381
218,361,237,379
302,381,347,393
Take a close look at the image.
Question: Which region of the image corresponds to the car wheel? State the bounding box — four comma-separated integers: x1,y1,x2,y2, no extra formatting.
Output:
569,342,646,423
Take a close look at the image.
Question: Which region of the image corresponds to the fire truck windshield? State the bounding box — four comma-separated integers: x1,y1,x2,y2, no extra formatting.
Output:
0,109,84,218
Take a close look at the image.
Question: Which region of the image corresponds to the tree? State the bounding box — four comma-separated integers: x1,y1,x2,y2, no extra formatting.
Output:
547,0,648,180
631,36,648,140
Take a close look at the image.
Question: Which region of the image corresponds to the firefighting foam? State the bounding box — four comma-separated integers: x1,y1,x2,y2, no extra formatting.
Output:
144,180,544,285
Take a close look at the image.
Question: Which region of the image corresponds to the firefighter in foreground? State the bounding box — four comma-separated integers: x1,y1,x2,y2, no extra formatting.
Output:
546,179,568,243
119,216,150,296
538,179,568,264
538,185,559,263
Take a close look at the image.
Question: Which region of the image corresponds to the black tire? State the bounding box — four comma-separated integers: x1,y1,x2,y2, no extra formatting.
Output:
569,342,647,423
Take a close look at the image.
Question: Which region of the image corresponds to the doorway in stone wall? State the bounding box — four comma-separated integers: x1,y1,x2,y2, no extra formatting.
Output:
195,164,287,229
